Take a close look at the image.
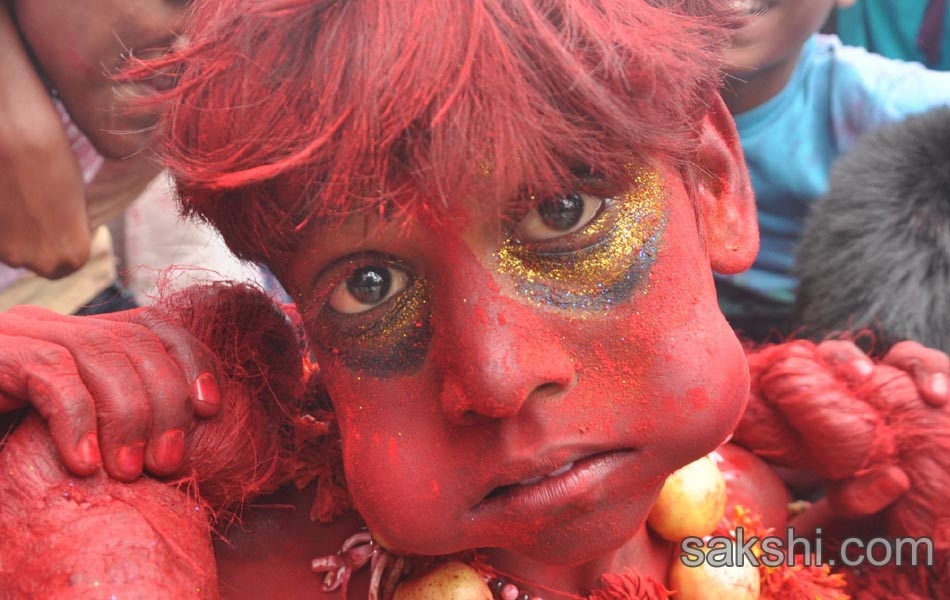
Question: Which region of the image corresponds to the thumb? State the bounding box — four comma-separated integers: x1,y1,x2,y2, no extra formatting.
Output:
827,464,910,516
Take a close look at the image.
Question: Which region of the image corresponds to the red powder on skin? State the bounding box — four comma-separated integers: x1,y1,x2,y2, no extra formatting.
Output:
0,416,218,598
64,48,97,79
685,387,708,411
387,436,400,467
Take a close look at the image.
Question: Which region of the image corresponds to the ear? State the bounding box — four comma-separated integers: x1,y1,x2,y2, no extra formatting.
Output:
694,94,759,275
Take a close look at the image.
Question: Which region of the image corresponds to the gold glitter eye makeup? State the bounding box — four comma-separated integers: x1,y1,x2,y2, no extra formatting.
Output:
309,253,432,375
497,169,667,311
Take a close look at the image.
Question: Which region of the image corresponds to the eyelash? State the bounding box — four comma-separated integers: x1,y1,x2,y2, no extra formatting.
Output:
512,195,615,255
312,253,412,316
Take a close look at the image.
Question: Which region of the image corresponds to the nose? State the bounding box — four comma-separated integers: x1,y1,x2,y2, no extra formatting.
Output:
433,267,576,424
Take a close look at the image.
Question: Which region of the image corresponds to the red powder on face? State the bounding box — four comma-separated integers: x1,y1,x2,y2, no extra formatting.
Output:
685,387,709,411
387,436,400,468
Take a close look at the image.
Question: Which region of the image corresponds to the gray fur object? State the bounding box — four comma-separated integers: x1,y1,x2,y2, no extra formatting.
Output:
794,106,950,352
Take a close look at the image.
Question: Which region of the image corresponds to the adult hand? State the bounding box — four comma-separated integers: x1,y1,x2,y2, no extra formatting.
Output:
0,306,221,481
0,5,91,279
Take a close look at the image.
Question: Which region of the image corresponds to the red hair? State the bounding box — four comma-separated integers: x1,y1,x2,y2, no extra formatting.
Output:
149,0,738,267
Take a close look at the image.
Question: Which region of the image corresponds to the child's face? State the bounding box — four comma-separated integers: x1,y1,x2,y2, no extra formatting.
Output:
13,0,188,159
723,0,837,76
286,160,752,564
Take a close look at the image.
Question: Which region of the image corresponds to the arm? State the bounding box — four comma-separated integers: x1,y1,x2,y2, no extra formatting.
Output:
0,3,90,278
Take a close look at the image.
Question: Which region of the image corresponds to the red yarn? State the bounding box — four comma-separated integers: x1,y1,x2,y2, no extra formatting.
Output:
154,283,308,515
0,414,220,598
737,340,950,548
589,570,672,600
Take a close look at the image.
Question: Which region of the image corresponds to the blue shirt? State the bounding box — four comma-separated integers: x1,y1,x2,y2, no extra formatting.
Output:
838,0,950,71
722,34,950,307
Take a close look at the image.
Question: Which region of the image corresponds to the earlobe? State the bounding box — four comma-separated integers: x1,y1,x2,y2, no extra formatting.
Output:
695,94,759,275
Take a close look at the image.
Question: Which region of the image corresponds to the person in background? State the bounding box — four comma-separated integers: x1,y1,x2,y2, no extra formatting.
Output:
718,0,950,341
0,0,264,315
838,0,950,71
0,0,187,314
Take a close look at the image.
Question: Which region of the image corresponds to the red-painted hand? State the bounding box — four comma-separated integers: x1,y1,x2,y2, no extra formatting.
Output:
0,306,220,481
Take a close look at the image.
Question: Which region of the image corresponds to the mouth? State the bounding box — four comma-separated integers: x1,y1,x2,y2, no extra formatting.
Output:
473,449,638,515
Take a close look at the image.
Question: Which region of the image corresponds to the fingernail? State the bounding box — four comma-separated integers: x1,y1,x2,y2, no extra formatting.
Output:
853,358,874,377
192,372,220,409
930,373,949,397
77,432,101,469
116,442,145,476
154,429,185,468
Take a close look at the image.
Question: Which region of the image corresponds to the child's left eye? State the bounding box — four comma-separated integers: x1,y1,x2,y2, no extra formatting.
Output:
328,265,409,314
514,192,604,243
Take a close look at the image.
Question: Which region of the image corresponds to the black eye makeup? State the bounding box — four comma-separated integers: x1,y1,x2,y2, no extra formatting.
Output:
306,253,431,376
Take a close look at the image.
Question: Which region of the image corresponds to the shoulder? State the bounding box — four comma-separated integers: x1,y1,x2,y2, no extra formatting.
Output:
818,35,950,146
824,34,950,102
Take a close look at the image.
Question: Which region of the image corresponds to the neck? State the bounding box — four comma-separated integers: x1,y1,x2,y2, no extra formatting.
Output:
721,46,804,116
480,524,672,599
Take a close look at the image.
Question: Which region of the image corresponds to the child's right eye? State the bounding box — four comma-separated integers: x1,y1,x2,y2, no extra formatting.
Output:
329,265,409,314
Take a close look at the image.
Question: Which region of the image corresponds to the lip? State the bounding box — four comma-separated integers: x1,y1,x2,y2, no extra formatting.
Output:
472,448,638,516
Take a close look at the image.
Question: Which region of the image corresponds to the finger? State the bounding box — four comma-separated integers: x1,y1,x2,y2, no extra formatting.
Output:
0,389,25,412
97,308,222,417
882,340,950,407
827,464,911,516
0,334,101,476
2,312,152,481
816,339,874,386
98,320,191,476
8,307,193,475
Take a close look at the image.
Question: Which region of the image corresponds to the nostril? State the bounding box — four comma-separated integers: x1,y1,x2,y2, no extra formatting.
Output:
533,376,575,398
534,382,564,397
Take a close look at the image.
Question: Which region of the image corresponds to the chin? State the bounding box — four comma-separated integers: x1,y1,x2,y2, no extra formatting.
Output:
505,484,660,567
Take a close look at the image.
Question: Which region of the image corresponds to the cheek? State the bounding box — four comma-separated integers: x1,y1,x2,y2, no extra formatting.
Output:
560,201,748,466
322,369,473,554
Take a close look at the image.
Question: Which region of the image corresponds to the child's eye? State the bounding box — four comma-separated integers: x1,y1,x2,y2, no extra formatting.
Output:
328,265,409,314
515,193,604,243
